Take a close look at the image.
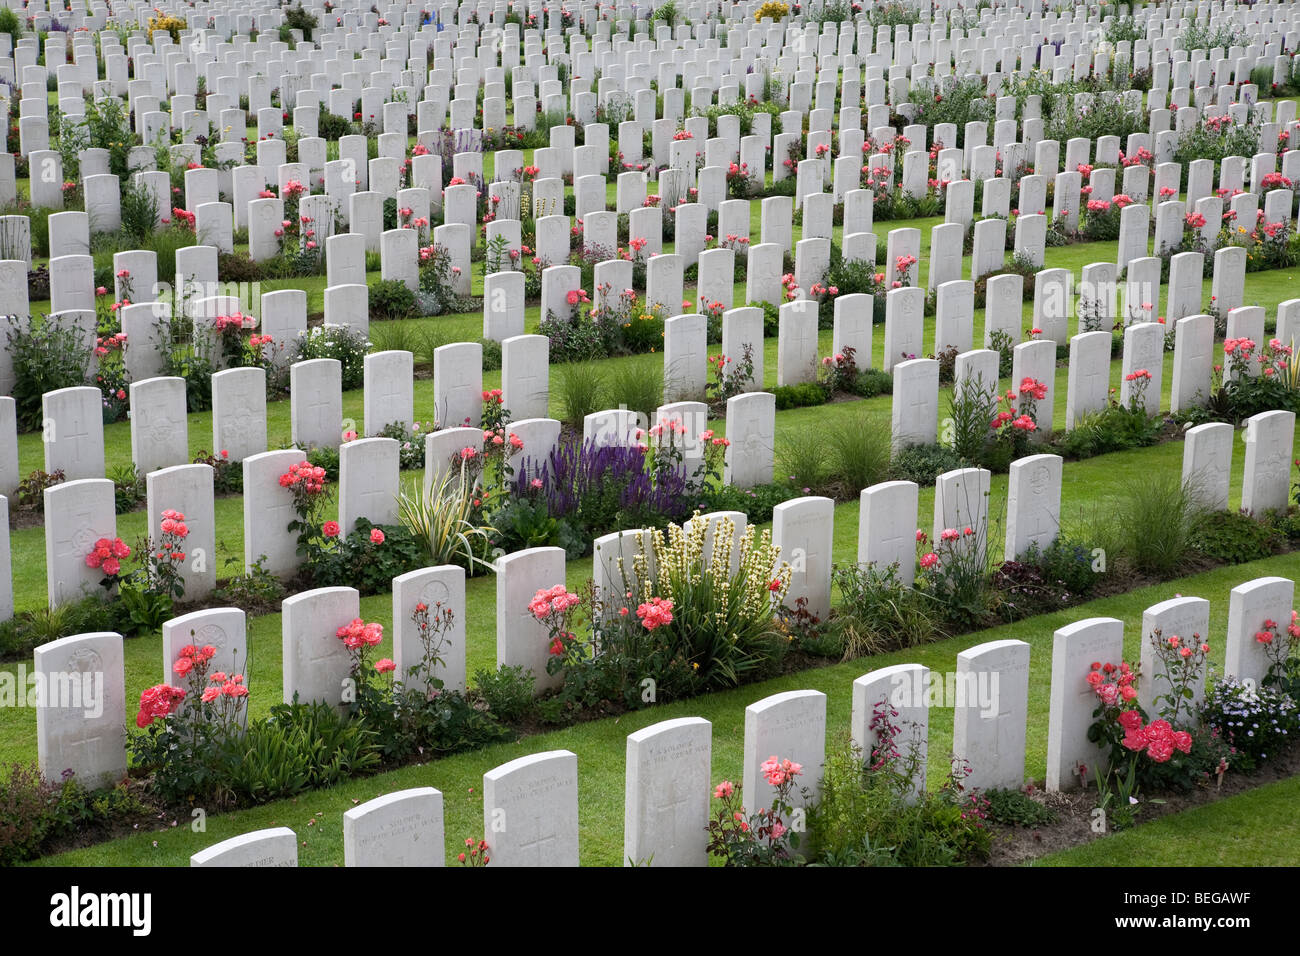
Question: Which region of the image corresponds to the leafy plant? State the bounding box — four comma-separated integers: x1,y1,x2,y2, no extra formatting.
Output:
850,368,893,398
1190,510,1283,564
0,8,20,46
396,466,496,574
3,315,90,430
808,728,990,867
947,372,998,462
307,518,426,594
982,787,1058,828
213,555,286,615
772,382,829,410
0,764,145,865
216,700,380,805
109,464,144,514
293,325,370,390
826,563,947,660
471,665,536,723
119,177,160,245
888,443,968,486
16,468,65,510
368,278,417,319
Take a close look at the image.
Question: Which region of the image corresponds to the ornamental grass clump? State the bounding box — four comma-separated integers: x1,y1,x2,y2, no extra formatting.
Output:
1085,475,1203,578
397,462,496,575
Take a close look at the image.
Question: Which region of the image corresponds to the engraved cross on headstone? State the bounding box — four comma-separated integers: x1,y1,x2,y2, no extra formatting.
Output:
652,778,695,847
57,403,92,452
373,373,407,426
304,390,335,434
516,812,562,864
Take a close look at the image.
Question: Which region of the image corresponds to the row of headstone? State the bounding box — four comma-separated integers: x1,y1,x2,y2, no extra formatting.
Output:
186,565,1297,863
21,390,1294,630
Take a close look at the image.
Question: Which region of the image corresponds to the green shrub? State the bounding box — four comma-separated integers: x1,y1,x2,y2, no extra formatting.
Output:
651,0,681,27
0,8,19,46
283,3,319,38
1190,510,1283,565
294,325,370,390
982,788,1059,828
1051,405,1162,460
699,482,800,525
214,252,265,283
304,443,340,481
538,311,608,363
1104,15,1144,45
492,497,584,557
480,337,502,371
367,322,418,355
318,111,353,140
850,367,893,398
15,468,63,510
947,373,998,463
888,443,968,486
368,278,417,319
119,177,160,245
908,76,991,142
109,464,144,514
307,519,426,594
1019,535,1100,597
0,596,118,663
773,382,829,410
212,555,286,616
0,764,146,865
3,315,90,430
472,665,536,723
1275,511,1300,541
808,736,990,867
0,763,62,865
214,701,381,804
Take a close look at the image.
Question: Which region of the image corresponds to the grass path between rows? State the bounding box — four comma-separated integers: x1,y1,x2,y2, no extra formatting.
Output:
1037,773,1300,866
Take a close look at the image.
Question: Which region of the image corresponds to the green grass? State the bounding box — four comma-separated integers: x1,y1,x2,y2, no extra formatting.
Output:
1035,774,1300,866
27,549,1300,866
